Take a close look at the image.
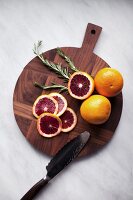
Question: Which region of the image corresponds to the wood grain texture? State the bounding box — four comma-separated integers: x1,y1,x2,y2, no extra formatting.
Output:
13,23,123,157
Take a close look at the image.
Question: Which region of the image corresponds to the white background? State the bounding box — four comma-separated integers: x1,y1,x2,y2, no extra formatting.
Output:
0,0,133,199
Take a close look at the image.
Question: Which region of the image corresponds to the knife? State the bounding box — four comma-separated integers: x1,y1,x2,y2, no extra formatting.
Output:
21,131,90,200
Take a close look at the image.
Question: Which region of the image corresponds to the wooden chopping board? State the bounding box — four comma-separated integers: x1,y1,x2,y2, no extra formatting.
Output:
13,23,123,157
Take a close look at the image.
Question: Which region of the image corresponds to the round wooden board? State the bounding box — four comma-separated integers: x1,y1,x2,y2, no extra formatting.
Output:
13,23,123,157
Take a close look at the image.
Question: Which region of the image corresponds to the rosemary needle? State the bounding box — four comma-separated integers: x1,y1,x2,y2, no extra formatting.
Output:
33,41,71,81
56,47,79,72
34,82,68,93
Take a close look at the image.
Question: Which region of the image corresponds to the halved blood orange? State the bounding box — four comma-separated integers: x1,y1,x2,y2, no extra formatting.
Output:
49,93,67,116
37,113,62,138
60,107,77,132
68,71,94,100
32,95,58,118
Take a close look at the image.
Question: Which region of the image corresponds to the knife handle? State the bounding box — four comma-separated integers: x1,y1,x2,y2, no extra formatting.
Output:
21,177,49,200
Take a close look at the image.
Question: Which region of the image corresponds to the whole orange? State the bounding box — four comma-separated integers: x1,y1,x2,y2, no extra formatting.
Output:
80,95,111,124
94,68,123,97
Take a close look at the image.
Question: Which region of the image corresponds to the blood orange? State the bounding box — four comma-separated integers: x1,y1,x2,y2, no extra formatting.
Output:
32,95,58,118
37,113,62,138
60,107,77,132
49,93,67,116
94,68,123,97
68,71,94,100
80,95,111,125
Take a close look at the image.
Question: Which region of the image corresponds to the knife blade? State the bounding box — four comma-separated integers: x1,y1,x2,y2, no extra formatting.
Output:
21,131,90,200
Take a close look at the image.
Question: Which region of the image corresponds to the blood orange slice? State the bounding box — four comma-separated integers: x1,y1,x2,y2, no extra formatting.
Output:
32,95,58,118
68,71,94,100
60,107,77,132
37,113,62,138
49,93,67,116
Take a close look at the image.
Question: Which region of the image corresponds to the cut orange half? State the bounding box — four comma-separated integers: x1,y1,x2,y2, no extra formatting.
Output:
37,113,62,138
49,93,67,116
68,71,94,100
60,107,77,132
32,95,58,118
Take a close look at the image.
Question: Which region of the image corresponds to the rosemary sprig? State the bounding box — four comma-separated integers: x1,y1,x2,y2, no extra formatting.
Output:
34,82,68,93
56,47,79,72
33,41,70,81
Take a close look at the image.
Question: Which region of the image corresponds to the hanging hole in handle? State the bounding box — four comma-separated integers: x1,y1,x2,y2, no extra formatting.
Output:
91,29,96,34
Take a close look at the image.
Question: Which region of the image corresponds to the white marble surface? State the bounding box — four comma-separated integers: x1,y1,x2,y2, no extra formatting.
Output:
0,0,133,199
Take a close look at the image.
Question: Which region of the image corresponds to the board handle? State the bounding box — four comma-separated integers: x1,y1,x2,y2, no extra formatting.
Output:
81,23,102,52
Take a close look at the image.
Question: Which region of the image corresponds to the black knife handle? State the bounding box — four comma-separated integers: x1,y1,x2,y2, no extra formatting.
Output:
21,178,49,200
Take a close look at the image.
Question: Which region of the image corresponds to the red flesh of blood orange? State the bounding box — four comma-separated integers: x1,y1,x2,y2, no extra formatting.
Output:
37,113,62,138
32,95,58,118
68,71,94,100
60,107,77,132
49,93,67,116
